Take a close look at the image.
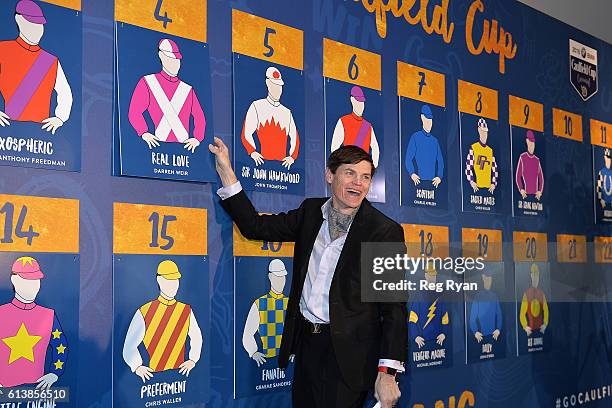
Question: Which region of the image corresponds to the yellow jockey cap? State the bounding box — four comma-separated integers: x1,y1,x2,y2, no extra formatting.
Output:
530,263,540,276
157,260,181,280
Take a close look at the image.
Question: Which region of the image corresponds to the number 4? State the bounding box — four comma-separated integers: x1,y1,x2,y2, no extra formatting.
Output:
154,0,172,29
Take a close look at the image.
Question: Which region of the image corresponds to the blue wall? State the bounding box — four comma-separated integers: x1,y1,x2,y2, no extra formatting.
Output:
2,0,611,407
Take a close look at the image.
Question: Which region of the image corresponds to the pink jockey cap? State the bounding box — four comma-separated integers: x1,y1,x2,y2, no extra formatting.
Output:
159,38,183,59
350,85,366,102
11,256,44,280
16,0,47,25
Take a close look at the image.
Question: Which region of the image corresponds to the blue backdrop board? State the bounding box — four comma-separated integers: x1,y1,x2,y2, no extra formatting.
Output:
113,0,215,183
112,203,209,407
323,38,385,202
513,231,551,356
1,1,612,407
464,262,507,363
0,194,79,406
232,10,306,196
408,268,454,370
0,0,82,172
233,229,295,398
515,261,551,355
511,126,547,218
399,62,448,209
458,81,507,214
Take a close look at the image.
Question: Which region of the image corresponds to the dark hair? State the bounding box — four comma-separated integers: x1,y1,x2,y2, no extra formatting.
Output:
326,145,375,177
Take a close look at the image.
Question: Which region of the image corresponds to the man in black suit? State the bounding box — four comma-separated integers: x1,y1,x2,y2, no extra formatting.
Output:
209,137,407,407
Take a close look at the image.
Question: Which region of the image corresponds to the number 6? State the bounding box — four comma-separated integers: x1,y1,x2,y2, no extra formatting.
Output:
348,54,359,80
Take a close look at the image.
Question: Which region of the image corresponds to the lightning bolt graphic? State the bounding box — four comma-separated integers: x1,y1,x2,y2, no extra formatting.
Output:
424,299,438,329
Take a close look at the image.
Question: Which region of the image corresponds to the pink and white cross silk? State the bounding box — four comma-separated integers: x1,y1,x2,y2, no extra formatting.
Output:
128,71,206,143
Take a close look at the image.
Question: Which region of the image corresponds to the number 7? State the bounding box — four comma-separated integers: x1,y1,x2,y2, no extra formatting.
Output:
417,72,426,95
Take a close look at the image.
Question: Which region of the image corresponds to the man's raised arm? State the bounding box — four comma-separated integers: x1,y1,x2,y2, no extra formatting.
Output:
208,137,303,242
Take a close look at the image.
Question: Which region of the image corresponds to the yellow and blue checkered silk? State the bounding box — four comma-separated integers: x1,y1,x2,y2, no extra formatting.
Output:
256,291,289,358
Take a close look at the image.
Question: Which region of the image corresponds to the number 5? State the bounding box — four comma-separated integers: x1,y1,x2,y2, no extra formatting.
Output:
263,27,276,57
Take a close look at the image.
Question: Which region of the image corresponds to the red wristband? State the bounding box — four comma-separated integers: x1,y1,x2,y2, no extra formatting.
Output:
378,366,398,376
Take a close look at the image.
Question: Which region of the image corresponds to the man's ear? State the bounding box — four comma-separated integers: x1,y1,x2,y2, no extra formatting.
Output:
325,167,333,184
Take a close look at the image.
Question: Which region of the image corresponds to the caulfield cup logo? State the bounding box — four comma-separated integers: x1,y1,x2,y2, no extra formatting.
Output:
570,39,598,101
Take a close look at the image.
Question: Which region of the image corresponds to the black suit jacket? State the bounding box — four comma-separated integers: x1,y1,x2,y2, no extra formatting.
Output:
221,190,407,390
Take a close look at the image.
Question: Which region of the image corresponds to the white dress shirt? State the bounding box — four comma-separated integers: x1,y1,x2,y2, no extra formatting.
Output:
299,198,346,323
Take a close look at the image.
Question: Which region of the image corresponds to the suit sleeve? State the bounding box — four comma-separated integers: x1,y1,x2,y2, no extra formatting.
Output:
377,223,408,364
220,190,305,242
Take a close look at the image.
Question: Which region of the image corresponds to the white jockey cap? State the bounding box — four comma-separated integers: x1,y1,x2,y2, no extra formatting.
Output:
268,258,287,276
266,66,284,86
